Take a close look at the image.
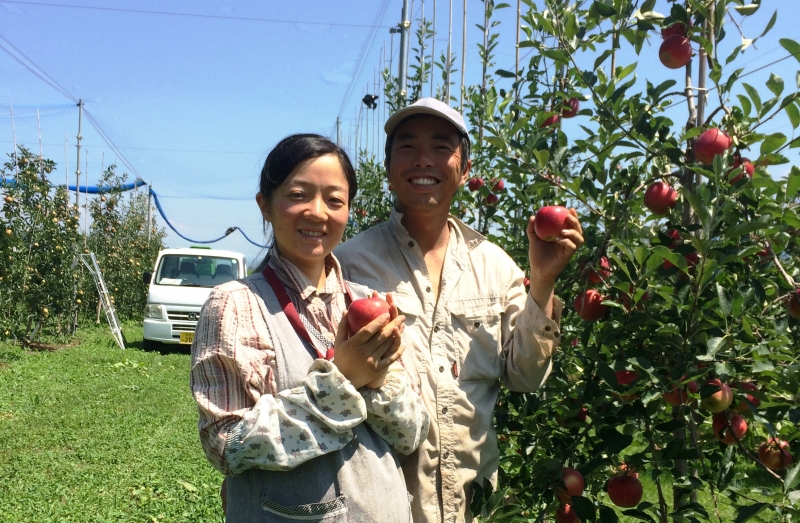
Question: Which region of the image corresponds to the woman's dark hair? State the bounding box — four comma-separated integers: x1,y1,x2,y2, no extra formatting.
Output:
259,133,357,204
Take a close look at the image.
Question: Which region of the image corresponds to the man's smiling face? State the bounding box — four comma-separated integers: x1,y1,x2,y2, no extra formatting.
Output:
386,114,471,215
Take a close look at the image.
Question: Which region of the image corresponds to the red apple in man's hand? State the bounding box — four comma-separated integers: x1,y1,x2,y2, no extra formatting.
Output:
659,35,692,69
574,289,607,321
561,98,580,118
607,475,643,508
644,181,678,215
712,412,748,445
347,297,391,333
700,379,733,413
759,438,793,470
695,128,732,165
534,206,571,242
661,22,687,38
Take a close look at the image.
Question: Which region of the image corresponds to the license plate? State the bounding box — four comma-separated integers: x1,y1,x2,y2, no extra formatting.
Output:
179,332,194,344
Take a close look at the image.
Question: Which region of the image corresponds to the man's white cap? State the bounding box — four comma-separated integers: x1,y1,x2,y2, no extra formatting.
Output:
384,97,469,138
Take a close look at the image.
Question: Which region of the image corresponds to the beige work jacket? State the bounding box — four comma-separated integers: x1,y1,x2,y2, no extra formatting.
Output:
335,209,563,523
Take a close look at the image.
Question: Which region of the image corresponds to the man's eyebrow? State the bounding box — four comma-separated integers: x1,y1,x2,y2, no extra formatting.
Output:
394,131,457,143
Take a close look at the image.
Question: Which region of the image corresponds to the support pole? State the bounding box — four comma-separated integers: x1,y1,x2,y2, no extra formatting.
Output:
431,0,437,97
75,99,83,208
336,117,341,146
445,0,453,103
398,0,411,98
460,0,466,110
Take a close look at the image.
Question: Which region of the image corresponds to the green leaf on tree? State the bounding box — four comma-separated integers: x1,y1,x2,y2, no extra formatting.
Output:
593,1,617,17
735,4,760,16
743,83,762,114
788,166,800,198
598,506,619,523
734,503,768,523
571,496,596,522
760,133,787,154
780,38,800,64
760,10,777,37
767,73,784,96
785,102,800,129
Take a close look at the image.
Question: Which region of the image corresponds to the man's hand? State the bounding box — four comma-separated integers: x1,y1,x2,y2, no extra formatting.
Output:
526,208,584,314
333,292,405,389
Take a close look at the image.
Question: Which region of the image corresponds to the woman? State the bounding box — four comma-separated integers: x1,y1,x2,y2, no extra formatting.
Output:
190,134,429,522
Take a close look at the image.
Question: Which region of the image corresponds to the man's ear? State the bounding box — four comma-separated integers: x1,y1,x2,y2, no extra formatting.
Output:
255,192,271,222
460,159,473,185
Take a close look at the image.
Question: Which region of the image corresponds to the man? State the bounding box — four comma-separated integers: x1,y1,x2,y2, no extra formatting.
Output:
335,98,583,523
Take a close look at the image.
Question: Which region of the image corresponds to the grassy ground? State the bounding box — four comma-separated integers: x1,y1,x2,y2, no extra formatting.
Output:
0,323,224,523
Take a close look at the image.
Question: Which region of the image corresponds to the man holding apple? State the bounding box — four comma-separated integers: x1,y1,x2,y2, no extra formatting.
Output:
335,97,583,523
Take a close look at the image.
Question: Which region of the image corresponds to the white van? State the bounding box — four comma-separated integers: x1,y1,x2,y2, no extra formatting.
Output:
142,247,247,350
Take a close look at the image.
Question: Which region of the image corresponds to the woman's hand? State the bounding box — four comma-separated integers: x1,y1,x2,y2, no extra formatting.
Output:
333,292,405,389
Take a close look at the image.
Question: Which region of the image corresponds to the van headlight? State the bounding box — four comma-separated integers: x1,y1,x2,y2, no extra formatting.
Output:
144,304,163,319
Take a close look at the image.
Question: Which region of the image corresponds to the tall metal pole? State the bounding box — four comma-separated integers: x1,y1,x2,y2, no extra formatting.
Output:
74,99,83,208
460,0,467,110
430,0,437,97
336,117,341,146
147,185,152,243
445,0,453,103
516,0,521,91
398,0,411,98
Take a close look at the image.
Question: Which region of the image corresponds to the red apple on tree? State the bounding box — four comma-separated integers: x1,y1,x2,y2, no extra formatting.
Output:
492,179,505,191
614,370,638,401
694,128,732,165
644,181,677,215
759,438,793,470
607,474,643,508
661,22,687,38
787,289,800,319
663,376,698,406
555,504,580,523
734,381,761,412
533,205,571,242
555,467,585,504
580,256,610,284
561,98,580,118
347,297,391,333
728,156,754,183
468,177,484,192
700,379,733,413
540,114,560,129
574,289,607,321
659,35,692,69
712,412,748,445
486,193,499,204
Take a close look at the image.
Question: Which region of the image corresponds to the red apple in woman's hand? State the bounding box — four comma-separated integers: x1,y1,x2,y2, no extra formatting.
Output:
534,206,571,242
347,297,391,333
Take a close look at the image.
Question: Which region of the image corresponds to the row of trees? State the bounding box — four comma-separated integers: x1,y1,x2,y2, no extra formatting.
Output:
349,0,799,521
0,147,166,344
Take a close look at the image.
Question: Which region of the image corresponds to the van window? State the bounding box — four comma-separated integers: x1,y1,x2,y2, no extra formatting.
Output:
155,255,240,287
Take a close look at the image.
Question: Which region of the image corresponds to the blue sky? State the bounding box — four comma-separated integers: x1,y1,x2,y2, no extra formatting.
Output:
1,0,798,265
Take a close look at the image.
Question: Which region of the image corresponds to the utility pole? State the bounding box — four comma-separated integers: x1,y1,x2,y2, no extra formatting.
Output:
445,0,453,102
460,0,466,110
74,99,83,208
431,0,437,97
336,117,341,146
398,0,411,98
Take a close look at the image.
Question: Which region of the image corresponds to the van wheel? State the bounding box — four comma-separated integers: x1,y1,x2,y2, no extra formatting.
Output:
142,339,160,351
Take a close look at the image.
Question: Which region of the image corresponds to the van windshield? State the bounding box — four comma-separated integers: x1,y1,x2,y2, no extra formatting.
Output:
154,255,240,287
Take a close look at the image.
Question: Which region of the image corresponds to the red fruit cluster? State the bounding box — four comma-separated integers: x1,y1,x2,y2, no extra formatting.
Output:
643,181,677,215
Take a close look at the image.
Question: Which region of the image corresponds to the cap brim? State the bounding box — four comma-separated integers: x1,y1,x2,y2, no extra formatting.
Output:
384,106,468,136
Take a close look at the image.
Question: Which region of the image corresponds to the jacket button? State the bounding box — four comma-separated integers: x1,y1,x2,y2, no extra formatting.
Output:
434,325,439,332
439,366,445,372
408,241,414,248
545,326,551,331
442,451,449,459
473,321,480,328
426,286,431,293
442,407,448,414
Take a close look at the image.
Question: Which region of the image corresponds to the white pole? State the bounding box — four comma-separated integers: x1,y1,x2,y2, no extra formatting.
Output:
9,103,17,176
446,0,452,103
65,134,69,213
36,109,44,179
460,0,466,111
431,0,437,97
75,99,83,208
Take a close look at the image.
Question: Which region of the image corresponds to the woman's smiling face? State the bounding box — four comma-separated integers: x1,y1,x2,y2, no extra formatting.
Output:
258,154,350,273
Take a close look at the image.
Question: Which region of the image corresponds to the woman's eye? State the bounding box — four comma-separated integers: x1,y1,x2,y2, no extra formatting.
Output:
288,192,304,199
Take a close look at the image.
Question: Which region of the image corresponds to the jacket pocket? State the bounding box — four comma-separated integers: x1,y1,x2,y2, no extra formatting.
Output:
449,297,504,381
261,494,347,521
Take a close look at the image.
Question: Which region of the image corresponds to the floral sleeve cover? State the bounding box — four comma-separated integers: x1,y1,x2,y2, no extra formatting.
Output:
225,359,367,474
360,363,431,456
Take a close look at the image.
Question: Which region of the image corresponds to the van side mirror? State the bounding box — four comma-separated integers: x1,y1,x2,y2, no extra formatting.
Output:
142,272,152,284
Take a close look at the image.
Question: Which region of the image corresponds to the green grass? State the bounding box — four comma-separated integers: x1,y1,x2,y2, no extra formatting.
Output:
0,323,224,523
